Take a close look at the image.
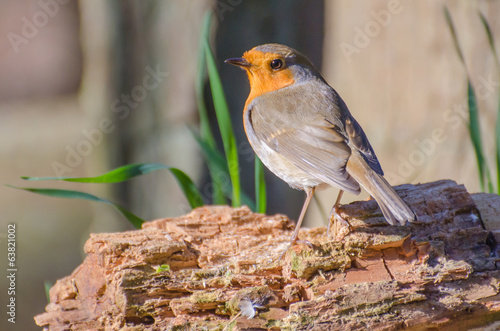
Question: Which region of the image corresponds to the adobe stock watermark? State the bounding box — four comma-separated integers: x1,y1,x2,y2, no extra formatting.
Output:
385,73,499,184
51,65,168,177
7,0,71,54
215,0,243,21
6,224,17,324
339,0,410,63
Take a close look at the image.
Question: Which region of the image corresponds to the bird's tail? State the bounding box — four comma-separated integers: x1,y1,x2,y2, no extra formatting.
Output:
364,171,415,225
347,154,415,225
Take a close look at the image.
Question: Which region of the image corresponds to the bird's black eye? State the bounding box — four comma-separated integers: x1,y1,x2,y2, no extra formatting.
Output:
270,59,283,70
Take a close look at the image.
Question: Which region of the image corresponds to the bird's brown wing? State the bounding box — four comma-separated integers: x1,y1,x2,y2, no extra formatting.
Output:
247,87,361,195
343,115,384,176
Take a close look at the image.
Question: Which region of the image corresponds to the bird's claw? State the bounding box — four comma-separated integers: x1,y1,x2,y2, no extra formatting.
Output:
328,210,351,240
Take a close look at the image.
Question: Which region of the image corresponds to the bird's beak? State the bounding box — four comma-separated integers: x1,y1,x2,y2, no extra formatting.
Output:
225,57,251,68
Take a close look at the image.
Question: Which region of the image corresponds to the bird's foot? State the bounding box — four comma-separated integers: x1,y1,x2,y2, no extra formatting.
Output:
327,209,351,241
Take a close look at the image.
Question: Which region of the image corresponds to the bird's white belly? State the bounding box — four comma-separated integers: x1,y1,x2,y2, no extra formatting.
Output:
250,136,323,190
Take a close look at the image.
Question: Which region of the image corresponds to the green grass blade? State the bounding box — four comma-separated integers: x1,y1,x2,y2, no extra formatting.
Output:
496,98,500,194
44,281,52,303
444,7,466,66
190,128,228,173
195,12,226,204
240,191,256,211
167,168,205,208
196,12,217,147
479,11,500,193
22,163,169,183
254,157,266,213
7,185,145,228
204,39,241,207
496,94,500,194
188,124,227,204
486,165,494,193
190,128,255,210
467,82,490,192
479,11,500,67
445,7,491,192
21,163,205,209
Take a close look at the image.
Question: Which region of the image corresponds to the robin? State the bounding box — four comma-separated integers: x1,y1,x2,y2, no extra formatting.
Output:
225,43,415,246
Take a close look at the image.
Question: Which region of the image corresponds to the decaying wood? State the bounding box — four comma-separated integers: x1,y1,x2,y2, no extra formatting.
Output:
35,180,500,330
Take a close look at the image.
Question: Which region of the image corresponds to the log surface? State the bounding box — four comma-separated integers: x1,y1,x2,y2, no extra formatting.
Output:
34,180,500,330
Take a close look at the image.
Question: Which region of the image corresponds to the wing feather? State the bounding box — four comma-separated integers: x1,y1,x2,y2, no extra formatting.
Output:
248,82,361,194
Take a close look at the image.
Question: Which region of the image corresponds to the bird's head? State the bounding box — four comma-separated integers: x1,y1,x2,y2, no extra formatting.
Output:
225,43,321,102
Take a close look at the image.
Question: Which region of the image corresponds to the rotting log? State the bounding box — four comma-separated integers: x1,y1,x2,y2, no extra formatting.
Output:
34,180,500,330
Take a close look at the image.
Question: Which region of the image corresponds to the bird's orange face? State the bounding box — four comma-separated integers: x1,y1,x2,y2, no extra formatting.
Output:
227,49,295,107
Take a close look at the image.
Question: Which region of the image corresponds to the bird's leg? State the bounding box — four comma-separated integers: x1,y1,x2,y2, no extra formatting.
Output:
327,190,351,240
290,187,315,243
278,187,315,261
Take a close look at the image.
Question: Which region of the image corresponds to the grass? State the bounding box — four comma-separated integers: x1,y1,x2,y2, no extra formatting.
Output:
444,7,497,193
195,13,227,206
8,10,267,228
10,164,205,228
479,11,500,194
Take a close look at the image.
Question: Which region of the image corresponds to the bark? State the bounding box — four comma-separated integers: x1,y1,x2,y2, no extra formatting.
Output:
34,180,500,330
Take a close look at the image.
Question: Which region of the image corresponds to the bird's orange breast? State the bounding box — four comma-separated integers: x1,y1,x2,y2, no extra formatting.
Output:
242,50,295,110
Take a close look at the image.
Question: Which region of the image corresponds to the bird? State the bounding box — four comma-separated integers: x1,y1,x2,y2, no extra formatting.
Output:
225,43,415,246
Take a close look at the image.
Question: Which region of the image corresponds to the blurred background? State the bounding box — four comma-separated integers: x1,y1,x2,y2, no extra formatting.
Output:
0,0,499,329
